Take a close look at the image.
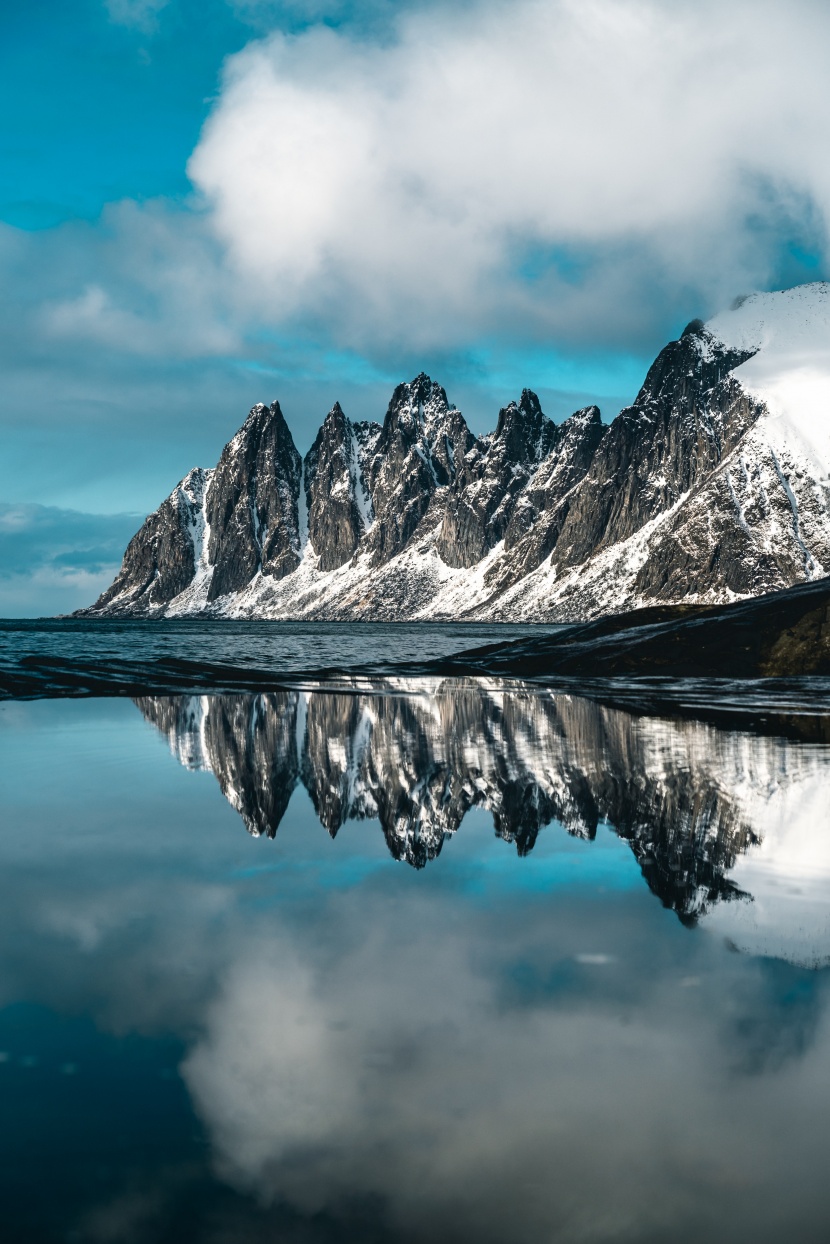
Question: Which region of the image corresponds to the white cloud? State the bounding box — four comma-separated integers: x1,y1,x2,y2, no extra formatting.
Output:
42,278,235,358
181,952,361,1187
188,0,830,351
9,0,830,533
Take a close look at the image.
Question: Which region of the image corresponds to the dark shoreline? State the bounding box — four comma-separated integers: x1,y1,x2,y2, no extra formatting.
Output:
3,581,830,741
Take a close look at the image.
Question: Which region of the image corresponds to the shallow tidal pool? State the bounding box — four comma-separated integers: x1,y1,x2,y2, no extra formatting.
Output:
1,684,830,1244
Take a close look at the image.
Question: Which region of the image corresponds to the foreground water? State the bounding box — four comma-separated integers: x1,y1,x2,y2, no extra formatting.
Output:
2,680,830,1243
0,619,564,696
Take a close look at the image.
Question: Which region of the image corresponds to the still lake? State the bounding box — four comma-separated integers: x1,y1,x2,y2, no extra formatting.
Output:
1,622,830,1242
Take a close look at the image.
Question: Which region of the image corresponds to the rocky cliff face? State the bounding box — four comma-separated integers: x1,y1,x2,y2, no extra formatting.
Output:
489,404,605,589
81,283,830,622
136,680,829,923
205,400,303,600
91,467,212,615
304,403,381,572
436,389,560,569
546,323,759,569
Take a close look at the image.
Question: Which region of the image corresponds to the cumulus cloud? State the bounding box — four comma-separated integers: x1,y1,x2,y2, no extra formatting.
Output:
0,208,273,518
1,197,620,532
188,0,830,351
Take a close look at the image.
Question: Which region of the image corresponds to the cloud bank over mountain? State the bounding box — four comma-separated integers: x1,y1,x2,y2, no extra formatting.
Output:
190,0,830,351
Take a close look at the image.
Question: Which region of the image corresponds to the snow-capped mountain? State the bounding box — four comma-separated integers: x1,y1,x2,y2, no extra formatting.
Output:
83,283,830,621
136,682,830,963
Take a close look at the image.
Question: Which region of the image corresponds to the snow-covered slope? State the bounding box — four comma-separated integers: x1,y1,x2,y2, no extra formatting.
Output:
81,283,830,621
708,282,830,479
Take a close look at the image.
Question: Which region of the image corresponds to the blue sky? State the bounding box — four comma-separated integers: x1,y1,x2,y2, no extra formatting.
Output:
1,0,829,615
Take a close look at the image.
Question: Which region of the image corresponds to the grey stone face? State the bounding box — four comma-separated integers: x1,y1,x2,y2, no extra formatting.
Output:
206,401,303,601
550,324,759,571
102,367,530,611
486,404,606,589
304,403,377,572
360,373,477,566
88,467,210,617
436,389,564,570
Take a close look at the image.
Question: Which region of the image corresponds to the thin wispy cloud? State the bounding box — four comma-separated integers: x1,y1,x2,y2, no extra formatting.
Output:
105,0,172,33
0,502,142,616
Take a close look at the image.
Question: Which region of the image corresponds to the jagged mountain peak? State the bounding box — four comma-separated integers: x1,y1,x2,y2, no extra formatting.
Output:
237,397,289,434
563,404,602,431
179,465,212,500
89,463,213,615
80,282,830,622
221,399,296,479
314,400,350,442
304,400,375,572
625,321,754,428
492,388,557,465
204,394,303,602
384,373,454,434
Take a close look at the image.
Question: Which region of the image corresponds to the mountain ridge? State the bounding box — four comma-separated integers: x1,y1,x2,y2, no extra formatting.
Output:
79,282,830,621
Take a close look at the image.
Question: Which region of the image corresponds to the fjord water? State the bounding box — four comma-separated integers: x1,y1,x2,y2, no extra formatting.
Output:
0,619,564,693
2,683,830,1243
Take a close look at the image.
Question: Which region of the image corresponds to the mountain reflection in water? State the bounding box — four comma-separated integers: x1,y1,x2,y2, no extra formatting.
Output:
137,680,830,963
4,691,830,1243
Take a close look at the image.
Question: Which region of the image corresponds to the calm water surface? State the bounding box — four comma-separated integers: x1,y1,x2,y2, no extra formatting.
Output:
1,678,830,1243
0,618,564,683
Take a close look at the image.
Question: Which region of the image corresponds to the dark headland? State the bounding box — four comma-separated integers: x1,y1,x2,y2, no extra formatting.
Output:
416,576,830,681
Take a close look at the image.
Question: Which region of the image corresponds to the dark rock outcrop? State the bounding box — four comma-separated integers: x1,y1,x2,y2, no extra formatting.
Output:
304,403,377,572
424,576,830,681
490,405,606,587
547,324,760,572
88,467,210,617
361,374,476,566
206,401,302,601
436,389,561,569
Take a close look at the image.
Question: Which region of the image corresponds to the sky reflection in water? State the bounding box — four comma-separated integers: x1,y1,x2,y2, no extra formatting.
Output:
1,686,829,1244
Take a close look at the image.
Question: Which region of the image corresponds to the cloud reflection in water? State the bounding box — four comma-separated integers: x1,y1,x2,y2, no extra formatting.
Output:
2,688,830,1242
